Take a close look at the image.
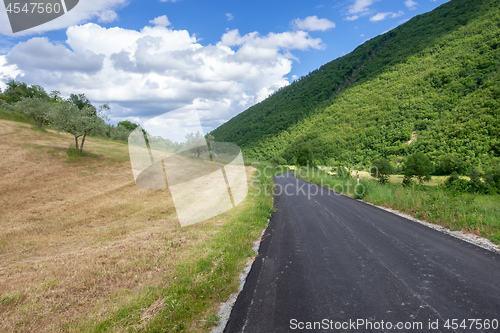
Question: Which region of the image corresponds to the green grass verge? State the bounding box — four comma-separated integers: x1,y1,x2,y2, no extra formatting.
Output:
75,164,278,332
296,167,500,245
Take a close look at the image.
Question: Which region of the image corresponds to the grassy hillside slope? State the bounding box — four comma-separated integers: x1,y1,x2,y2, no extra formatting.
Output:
211,0,500,170
0,119,273,332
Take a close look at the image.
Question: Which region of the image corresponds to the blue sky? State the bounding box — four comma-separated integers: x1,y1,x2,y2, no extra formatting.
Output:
0,0,449,132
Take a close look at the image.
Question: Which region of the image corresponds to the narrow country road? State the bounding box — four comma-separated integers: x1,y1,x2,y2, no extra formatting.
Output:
224,173,500,333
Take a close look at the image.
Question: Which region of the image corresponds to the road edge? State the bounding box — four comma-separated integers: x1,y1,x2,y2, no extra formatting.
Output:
211,227,267,333
362,200,500,254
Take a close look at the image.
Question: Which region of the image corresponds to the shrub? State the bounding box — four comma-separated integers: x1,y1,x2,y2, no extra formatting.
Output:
271,156,287,165
444,172,469,193
370,157,394,184
110,125,131,142
485,166,500,193
468,167,490,194
295,145,314,167
402,176,414,187
435,155,465,175
404,152,433,184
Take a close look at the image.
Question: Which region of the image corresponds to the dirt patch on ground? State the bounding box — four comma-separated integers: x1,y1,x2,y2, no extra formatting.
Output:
406,131,418,145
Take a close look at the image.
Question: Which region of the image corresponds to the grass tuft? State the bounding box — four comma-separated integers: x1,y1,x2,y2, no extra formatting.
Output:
66,146,91,157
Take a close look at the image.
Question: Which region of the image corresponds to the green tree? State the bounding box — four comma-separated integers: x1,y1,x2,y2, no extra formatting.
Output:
28,85,49,100
435,155,465,175
117,120,140,131
468,167,487,193
67,93,94,112
9,97,52,128
184,132,207,158
371,157,394,184
49,90,63,103
404,152,433,184
1,80,31,103
50,102,108,152
109,124,132,142
295,145,314,167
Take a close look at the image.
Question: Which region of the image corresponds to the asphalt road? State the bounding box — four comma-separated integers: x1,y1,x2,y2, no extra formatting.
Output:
224,173,500,333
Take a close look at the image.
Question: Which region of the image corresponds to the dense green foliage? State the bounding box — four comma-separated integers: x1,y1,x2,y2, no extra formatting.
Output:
0,80,54,103
295,145,314,167
0,81,140,146
66,93,94,111
404,152,434,184
117,120,139,131
371,157,394,184
435,155,466,175
50,102,109,152
444,166,500,194
211,0,500,173
8,97,52,128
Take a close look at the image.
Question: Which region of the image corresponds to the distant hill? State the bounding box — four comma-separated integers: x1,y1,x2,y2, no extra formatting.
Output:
211,0,500,171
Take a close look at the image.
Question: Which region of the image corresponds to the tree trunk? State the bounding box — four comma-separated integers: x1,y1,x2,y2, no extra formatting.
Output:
74,135,79,151
33,115,42,128
80,132,88,152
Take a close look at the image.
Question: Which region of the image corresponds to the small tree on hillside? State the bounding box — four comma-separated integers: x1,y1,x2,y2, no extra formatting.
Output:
296,145,314,167
9,97,52,128
1,80,30,103
49,90,64,103
403,152,433,185
50,102,108,152
184,132,207,158
67,93,94,112
117,120,140,131
435,155,465,175
371,157,394,184
28,85,49,100
1,80,49,103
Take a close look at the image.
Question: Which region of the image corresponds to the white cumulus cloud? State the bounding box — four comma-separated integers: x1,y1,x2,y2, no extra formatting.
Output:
349,0,375,14
149,15,172,27
344,0,375,21
405,0,418,10
293,16,336,31
345,15,360,21
0,56,21,90
1,22,325,130
370,11,405,22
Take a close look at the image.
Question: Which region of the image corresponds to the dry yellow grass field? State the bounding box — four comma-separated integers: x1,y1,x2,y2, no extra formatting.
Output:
293,167,448,186
0,119,247,332
353,171,448,186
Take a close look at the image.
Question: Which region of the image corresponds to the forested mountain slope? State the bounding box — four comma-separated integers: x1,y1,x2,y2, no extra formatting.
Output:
211,0,500,170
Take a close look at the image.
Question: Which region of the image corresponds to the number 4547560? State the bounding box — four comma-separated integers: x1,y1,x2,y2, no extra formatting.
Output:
6,2,62,14
444,319,499,330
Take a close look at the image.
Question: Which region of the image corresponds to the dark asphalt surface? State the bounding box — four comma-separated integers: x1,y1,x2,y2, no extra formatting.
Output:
223,173,500,333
